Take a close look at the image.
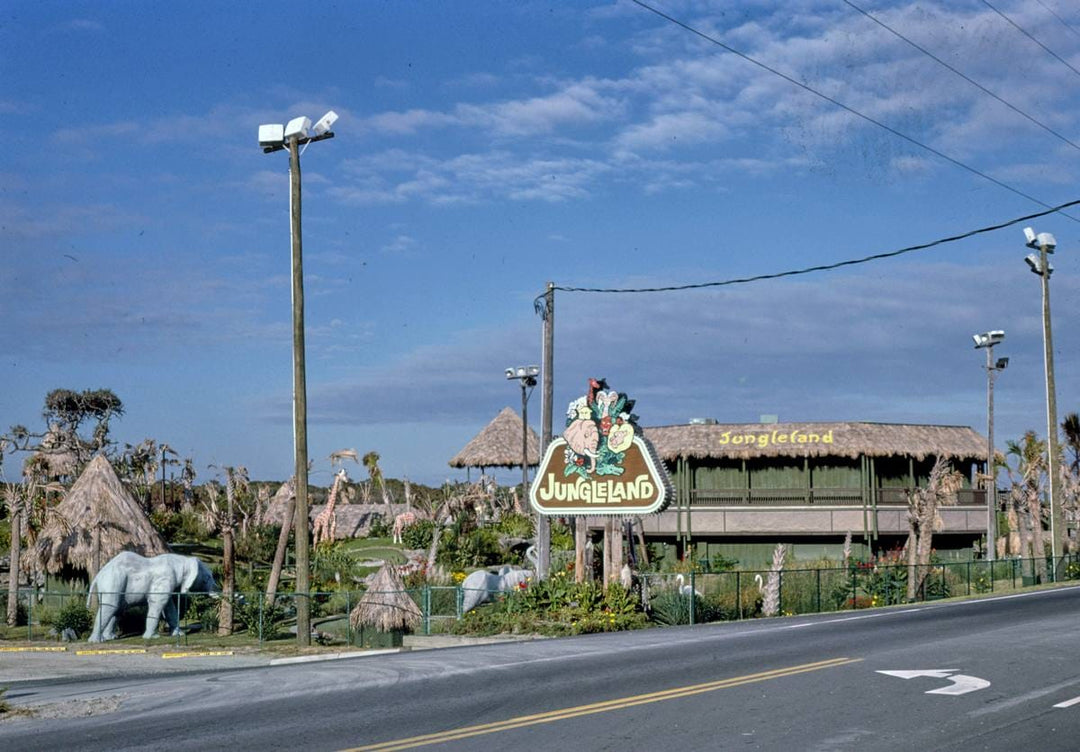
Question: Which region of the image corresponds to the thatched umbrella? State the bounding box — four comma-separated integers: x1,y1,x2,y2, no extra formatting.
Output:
448,407,540,474
35,454,168,578
350,564,421,633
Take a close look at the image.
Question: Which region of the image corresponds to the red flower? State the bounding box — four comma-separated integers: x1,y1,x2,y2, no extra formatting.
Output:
574,456,585,466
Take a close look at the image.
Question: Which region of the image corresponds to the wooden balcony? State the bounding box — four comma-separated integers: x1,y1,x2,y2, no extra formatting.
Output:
689,487,987,507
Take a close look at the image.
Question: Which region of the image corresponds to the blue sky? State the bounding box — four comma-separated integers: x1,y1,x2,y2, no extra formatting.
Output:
2,0,1078,487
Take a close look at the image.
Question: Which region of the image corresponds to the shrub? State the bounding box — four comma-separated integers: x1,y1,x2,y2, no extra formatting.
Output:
367,513,391,539
400,519,435,549
236,524,279,564
52,599,93,637
493,513,533,539
235,598,286,640
437,528,503,570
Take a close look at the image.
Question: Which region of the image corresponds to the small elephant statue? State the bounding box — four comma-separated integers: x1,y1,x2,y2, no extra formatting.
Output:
461,566,533,614
86,551,218,642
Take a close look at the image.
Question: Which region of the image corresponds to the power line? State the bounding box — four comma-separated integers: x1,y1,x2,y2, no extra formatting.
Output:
981,0,1080,79
842,0,1080,154
628,0,1077,221
543,198,1080,296
1033,0,1080,40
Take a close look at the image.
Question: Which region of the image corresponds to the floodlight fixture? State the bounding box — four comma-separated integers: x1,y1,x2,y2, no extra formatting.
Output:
313,110,338,136
1025,253,1053,277
506,365,540,381
973,330,1005,349
1023,226,1037,245
506,365,541,493
284,116,312,140
995,357,1009,371
258,123,285,149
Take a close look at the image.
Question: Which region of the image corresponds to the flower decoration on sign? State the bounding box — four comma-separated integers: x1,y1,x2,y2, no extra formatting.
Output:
562,378,638,481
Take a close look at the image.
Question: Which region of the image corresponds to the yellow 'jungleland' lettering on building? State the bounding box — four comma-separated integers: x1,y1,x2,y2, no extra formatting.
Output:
717,429,834,449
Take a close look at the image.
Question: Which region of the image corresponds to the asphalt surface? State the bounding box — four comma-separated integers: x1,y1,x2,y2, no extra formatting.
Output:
4,588,1080,751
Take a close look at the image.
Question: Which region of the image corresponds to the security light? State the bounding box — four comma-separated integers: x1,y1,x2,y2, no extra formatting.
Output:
284,116,312,140
313,110,338,136
1024,226,1056,252
258,123,285,149
1026,253,1053,276
972,330,1004,348
995,357,1009,370
506,365,540,380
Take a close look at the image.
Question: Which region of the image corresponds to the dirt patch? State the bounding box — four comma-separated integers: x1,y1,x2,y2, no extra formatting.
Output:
1,694,126,722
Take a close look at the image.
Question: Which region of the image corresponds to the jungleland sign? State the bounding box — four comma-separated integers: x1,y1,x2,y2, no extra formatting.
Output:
529,379,671,516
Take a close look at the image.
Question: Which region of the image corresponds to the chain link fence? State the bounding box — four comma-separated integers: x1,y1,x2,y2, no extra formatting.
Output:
3,554,1077,642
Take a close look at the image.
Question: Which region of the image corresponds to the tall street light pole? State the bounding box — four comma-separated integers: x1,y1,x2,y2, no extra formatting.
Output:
260,111,338,645
973,330,1007,561
1024,226,1064,576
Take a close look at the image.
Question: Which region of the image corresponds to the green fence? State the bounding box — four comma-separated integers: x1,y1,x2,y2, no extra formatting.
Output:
3,554,1077,643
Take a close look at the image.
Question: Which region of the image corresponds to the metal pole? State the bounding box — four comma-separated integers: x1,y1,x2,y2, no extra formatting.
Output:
986,345,997,561
289,134,311,647
1039,241,1064,573
521,381,529,494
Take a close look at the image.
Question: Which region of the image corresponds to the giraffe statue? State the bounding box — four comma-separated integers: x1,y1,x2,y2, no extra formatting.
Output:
313,468,348,547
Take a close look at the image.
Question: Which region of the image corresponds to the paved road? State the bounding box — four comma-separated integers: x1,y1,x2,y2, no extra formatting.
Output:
4,587,1080,750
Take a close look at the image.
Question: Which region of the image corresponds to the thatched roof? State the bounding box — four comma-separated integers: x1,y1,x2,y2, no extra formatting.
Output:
642,422,987,463
36,454,169,576
350,564,421,632
449,406,540,469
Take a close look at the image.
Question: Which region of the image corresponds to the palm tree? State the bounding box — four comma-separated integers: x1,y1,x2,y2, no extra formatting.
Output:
1062,413,1080,474
205,465,250,636
1006,431,1048,581
363,451,391,505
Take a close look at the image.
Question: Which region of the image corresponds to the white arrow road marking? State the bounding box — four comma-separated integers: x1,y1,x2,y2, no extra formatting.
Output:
1053,696,1080,709
876,669,990,696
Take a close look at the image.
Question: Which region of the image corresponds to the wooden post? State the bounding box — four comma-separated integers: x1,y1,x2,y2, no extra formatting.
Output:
574,517,586,583
603,517,614,585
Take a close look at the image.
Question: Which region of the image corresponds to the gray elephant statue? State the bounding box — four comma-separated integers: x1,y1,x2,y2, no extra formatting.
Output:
86,551,217,642
461,566,533,613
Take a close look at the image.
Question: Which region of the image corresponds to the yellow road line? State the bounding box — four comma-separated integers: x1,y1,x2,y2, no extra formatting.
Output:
345,656,862,752
0,646,68,652
161,651,234,659
75,649,149,655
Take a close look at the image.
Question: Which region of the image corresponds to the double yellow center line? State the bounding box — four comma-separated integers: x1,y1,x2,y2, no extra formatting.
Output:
346,656,861,751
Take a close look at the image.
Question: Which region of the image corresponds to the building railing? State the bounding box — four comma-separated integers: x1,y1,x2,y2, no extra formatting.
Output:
690,487,987,507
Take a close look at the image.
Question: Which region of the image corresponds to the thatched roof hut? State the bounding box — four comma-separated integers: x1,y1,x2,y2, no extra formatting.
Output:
448,407,540,471
35,454,169,577
349,564,421,632
642,422,986,462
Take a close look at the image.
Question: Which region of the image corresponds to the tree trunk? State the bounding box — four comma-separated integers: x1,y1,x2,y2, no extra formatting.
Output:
219,526,234,635
265,497,295,605
1029,493,1047,582
905,524,918,602
6,509,21,627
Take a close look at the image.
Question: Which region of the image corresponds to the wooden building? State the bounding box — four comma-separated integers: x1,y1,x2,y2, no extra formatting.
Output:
638,421,988,565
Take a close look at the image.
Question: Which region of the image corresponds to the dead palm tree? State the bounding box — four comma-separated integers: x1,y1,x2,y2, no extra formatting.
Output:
905,456,963,600
1006,431,1049,581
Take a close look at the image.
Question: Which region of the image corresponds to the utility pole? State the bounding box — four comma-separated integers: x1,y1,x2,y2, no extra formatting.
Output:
538,282,554,579
289,133,311,646
1024,228,1064,576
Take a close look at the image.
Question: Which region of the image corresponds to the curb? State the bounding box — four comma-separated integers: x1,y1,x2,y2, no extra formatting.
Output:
269,648,401,666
